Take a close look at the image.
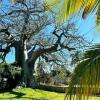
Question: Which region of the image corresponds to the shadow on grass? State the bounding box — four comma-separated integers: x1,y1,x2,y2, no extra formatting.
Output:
0,88,62,100
0,90,48,100
9,91,25,98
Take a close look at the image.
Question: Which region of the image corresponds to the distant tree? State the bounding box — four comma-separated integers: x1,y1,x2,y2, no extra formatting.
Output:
50,66,71,85
36,60,71,85
0,0,87,88
36,58,46,83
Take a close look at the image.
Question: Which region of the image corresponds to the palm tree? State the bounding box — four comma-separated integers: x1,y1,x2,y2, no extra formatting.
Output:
45,0,100,25
65,44,100,100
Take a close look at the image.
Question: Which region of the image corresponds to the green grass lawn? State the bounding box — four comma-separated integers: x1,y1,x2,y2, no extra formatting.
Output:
0,88,99,100
0,88,64,100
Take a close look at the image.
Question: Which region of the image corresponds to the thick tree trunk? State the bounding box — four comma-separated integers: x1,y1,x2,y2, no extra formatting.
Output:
27,62,37,88
14,41,37,88
21,40,29,87
14,41,23,67
27,51,41,88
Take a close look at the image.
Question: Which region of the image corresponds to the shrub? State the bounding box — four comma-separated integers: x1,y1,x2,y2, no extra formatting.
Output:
0,63,21,91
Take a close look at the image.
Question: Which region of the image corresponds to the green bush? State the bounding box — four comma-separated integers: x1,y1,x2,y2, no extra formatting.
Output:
0,63,21,91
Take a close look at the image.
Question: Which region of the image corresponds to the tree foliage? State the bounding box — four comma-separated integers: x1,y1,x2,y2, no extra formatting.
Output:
0,0,88,88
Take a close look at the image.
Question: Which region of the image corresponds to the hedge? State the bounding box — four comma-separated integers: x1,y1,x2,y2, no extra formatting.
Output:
38,84,100,95
38,84,68,93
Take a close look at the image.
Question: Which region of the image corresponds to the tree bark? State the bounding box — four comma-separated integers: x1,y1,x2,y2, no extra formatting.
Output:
21,40,29,87
27,51,41,88
14,41,38,88
27,61,37,88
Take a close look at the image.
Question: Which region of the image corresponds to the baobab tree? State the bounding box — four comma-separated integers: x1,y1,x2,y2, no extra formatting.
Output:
0,0,87,88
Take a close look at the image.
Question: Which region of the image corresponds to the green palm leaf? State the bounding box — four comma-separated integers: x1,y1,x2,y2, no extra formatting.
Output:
45,0,100,25
65,45,100,100
96,3,100,25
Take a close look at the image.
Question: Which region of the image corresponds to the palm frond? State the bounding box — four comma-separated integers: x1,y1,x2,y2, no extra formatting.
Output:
45,0,100,25
65,45,100,100
45,0,84,23
11,0,17,3
84,48,100,60
44,0,61,10
96,3,100,25
82,0,97,18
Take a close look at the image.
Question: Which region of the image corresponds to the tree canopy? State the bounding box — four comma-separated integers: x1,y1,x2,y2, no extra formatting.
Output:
0,0,87,88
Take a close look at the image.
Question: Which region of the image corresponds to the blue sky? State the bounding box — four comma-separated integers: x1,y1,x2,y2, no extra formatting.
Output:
77,13,100,44
5,48,15,63
71,13,100,42
1,0,100,63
